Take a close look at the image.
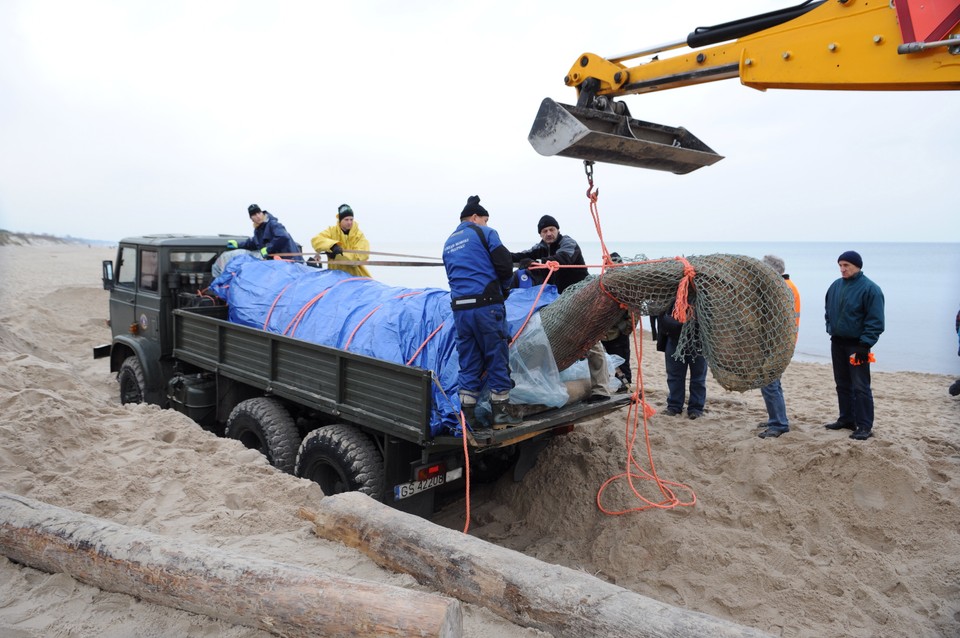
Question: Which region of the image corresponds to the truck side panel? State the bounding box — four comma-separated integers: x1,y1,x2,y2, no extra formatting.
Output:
173,307,434,445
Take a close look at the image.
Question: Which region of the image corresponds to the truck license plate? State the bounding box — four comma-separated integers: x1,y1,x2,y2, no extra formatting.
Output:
394,467,463,501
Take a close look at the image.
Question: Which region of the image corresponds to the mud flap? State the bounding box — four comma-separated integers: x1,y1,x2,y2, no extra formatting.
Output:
528,98,723,174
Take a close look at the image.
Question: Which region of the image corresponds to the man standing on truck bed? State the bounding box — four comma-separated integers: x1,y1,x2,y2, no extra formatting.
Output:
310,204,372,278
443,195,520,429
227,204,303,262
511,214,612,404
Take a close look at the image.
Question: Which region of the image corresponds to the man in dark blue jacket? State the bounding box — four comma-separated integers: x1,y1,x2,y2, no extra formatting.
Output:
824,250,885,441
228,204,303,262
443,195,519,429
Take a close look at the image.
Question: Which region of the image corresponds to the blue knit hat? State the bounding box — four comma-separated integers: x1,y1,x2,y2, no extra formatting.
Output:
837,250,862,269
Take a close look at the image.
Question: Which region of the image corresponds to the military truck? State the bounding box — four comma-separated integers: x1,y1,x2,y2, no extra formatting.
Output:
94,235,628,516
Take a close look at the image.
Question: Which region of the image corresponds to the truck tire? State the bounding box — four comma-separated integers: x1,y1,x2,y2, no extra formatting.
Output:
296,424,384,499
225,398,300,474
118,356,147,405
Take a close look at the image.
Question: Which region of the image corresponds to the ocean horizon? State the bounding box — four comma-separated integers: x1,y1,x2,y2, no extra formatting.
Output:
367,241,959,377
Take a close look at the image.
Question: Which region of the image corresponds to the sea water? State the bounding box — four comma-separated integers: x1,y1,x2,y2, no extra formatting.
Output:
369,241,959,376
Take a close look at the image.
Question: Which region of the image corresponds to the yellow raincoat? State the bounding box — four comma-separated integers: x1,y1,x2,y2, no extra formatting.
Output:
310,220,372,278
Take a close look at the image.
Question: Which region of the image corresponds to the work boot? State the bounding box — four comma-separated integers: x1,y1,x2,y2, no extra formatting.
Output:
758,426,788,439
824,420,855,431
460,404,477,430
491,400,521,430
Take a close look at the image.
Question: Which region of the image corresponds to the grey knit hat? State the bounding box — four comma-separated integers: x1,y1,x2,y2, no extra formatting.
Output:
762,254,785,275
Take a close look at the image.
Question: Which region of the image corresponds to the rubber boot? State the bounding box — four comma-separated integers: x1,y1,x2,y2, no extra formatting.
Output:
460,404,477,430
491,399,521,430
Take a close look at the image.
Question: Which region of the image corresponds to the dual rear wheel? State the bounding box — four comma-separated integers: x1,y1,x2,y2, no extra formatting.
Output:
225,398,383,498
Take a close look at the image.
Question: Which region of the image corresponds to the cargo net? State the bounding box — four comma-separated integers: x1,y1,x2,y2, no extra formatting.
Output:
539,254,797,392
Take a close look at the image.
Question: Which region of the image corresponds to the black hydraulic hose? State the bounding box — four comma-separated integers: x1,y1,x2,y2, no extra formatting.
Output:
686,0,826,49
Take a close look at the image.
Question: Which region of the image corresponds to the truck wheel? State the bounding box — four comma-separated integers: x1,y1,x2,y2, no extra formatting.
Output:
118,356,147,405
296,424,384,499
225,398,301,474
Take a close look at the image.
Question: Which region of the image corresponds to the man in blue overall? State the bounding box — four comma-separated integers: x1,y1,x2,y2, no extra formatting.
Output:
443,195,520,429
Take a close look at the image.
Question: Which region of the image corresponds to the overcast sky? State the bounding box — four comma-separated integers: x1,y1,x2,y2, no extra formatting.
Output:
1,1,957,250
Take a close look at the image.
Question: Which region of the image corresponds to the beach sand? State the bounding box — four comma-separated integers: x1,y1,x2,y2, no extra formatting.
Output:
1,244,958,637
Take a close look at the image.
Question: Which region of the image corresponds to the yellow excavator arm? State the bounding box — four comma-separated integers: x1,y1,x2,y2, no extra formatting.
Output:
530,0,960,173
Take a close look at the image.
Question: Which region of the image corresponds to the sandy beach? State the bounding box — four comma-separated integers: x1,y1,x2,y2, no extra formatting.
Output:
1,243,958,637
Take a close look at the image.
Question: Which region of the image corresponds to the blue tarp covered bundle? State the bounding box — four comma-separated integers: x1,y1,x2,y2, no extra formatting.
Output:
209,255,558,436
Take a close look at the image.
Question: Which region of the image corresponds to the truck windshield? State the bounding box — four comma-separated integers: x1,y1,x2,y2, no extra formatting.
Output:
170,251,218,273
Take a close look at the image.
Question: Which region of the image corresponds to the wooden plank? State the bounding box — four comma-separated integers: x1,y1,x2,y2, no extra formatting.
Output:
0,492,461,638
302,493,773,638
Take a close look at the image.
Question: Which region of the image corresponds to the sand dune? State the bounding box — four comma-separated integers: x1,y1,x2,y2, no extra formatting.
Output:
1,244,957,637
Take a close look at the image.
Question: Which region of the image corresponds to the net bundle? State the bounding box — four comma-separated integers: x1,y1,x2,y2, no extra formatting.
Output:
539,254,797,392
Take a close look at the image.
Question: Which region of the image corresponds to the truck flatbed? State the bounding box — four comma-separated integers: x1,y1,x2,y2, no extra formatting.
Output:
173,305,630,451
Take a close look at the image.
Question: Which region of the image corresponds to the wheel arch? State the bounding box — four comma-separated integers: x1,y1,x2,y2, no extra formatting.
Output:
110,335,166,406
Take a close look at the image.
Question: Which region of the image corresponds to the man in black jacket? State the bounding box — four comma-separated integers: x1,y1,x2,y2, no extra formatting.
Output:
651,299,707,419
511,215,611,403
510,215,587,294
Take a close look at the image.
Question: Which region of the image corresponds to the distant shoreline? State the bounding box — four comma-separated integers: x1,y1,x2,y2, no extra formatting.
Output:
0,230,114,247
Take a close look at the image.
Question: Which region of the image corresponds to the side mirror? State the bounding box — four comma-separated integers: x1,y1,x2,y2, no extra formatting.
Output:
101,260,114,291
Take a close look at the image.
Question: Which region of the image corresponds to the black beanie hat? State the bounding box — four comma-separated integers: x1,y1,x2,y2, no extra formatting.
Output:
461,195,488,219
248,204,261,216
837,250,863,269
338,204,354,220
537,214,559,233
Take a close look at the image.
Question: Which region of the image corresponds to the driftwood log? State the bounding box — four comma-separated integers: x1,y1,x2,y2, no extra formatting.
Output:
302,492,773,638
0,491,461,638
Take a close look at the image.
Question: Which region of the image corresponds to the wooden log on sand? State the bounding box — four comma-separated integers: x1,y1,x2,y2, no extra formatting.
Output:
0,491,461,638
302,493,773,638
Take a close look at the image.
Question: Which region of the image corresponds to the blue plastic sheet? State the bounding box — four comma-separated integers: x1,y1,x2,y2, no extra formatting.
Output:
209,256,560,436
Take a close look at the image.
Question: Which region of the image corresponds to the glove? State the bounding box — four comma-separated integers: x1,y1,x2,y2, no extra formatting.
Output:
330,244,343,256
226,240,238,249
518,258,533,270
852,343,870,365
259,247,268,258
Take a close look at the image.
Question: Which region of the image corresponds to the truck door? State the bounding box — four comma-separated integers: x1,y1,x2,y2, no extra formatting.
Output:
109,244,138,338
134,248,163,347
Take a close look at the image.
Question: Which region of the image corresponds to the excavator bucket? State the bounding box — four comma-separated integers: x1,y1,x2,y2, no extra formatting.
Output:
528,98,723,174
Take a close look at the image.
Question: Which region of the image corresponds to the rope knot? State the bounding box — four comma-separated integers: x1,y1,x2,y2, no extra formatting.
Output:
672,257,696,323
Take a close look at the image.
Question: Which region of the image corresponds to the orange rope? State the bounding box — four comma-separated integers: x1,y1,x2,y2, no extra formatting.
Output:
461,411,471,534
283,290,328,335
406,323,445,366
344,305,383,350
595,311,698,514
508,261,559,345
284,277,373,337
428,374,472,534
264,284,293,330
672,258,696,323
580,165,698,515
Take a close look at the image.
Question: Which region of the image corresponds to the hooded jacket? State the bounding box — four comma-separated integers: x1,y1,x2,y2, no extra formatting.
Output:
311,220,372,278
238,213,303,262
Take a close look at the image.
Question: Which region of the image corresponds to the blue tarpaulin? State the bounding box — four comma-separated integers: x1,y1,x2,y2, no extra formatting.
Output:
209,255,558,435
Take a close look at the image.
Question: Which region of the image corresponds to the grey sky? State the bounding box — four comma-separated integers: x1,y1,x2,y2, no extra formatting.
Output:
1,1,957,249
